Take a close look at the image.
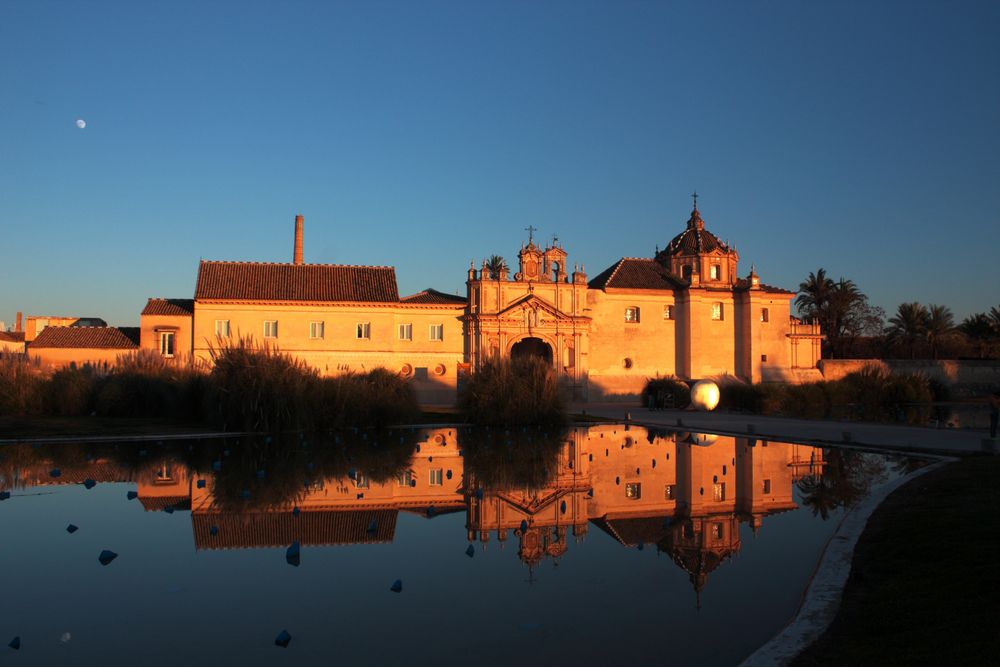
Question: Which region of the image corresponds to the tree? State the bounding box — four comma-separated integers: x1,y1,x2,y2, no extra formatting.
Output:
485,255,507,280
795,269,835,323
960,312,999,359
924,304,955,360
796,269,876,357
886,302,930,359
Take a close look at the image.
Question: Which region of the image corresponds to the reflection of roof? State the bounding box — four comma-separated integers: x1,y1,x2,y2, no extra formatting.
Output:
0,331,25,342
591,515,671,547
588,258,684,291
400,289,468,305
191,509,398,550
139,496,191,512
142,298,195,316
30,326,139,349
14,462,135,488
195,261,399,303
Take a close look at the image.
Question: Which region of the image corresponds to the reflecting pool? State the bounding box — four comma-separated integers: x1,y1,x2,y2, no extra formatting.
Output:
0,425,918,666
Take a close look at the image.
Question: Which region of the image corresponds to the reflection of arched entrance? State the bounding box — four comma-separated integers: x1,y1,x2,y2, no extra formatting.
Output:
511,337,553,365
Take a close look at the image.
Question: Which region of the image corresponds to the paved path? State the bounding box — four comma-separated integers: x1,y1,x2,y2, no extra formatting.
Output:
576,403,995,457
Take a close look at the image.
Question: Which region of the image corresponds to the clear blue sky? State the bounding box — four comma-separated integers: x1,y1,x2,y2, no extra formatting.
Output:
2,0,998,326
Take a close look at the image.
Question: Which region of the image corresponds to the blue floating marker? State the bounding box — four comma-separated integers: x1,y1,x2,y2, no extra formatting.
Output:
164,505,175,514
212,461,222,472
446,470,453,480
292,506,300,516
138,449,147,456
241,489,251,499
637,543,644,551
256,470,266,479
274,629,291,648
428,456,433,462
66,524,79,534
465,544,475,558
415,444,421,453
367,520,377,534
356,492,364,500
285,541,301,567
197,479,206,489
50,468,62,478
0,491,10,501
560,500,567,514
520,519,528,532
8,636,20,650
98,550,118,566
126,491,138,500
209,526,219,536
426,506,436,518
474,488,484,500
348,468,357,480
409,479,416,488
390,579,402,593
615,476,620,485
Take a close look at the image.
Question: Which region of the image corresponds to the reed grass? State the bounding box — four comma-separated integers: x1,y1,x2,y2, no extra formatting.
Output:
458,356,567,426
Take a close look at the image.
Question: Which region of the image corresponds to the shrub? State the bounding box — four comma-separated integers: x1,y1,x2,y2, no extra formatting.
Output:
44,365,99,416
458,356,566,426
315,369,420,429
643,377,690,409
207,338,318,432
0,352,43,416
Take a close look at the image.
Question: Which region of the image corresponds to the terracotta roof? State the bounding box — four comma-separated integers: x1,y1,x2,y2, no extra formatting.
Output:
191,508,398,550
139,496,192,512
0,331,25,343
195,261,399,303
400,289,468,305
588,258,684,291
591,515,671,547
142,298,194,316
30,326,139,349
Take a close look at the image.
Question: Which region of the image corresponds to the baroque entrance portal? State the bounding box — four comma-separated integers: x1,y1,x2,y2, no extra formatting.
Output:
510,337,553,365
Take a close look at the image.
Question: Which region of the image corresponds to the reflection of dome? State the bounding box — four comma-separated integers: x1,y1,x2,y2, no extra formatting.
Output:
655,208,732,262
658,517,741,596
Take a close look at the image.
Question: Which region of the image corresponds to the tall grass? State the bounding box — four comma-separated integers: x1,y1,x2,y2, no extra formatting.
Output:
0,352,44,416
458,356,566,426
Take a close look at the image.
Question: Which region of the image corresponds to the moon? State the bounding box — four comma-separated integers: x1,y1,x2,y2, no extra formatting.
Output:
75,119,86,129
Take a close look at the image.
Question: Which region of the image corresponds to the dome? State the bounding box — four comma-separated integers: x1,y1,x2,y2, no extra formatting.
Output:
656,207,731,261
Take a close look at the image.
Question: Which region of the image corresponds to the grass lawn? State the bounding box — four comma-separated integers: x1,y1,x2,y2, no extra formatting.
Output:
792,456,1000,666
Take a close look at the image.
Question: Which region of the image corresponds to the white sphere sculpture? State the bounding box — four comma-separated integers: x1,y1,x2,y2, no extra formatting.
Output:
690,379,720,412
688,432,718,447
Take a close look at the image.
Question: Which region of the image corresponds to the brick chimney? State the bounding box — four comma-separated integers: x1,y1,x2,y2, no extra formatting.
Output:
15,311,23,332
293,214,304,265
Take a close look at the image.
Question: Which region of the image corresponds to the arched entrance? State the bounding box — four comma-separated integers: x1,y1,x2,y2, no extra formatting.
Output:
510,337,553,365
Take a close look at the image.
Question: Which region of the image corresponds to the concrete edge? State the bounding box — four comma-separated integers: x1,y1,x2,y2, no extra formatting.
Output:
737,459,951,667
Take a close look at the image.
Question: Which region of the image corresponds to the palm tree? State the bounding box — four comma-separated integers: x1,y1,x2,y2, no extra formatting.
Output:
795,269,834,321
485,255,507,280
886,302,930,359
989,306,1000,331
959,313,997,359
924,304,955,360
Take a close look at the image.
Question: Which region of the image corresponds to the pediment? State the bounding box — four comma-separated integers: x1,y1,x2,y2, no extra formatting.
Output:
497,294,573,320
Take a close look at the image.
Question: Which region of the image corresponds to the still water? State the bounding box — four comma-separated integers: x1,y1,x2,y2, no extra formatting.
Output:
0,424,915,666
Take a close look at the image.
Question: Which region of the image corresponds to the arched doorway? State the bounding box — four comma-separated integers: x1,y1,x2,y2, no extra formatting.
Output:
510,337,553,365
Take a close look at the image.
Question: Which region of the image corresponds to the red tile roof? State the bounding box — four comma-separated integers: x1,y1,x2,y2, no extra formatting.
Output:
400,289,468,305
733,278,795,295
142,298,194,316
30,326,139,349
588,258,685,291
191,509,398,550
195,261,399,303
0,331,25,343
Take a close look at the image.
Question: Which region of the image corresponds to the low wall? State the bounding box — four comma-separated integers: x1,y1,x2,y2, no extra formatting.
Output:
818,359,1000,390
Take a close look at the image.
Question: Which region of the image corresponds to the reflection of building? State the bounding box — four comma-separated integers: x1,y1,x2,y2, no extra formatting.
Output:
4,426,825,597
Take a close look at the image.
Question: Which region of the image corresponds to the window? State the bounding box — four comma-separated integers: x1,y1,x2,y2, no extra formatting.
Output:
682,265,693,280
215,320,230,337
763,479,771,494
624,307,640,323
156,465,173,483
429,468,443,486
711,523,724,540
665,484,676,500
397,471,415,487
625,482,641,499
712,482,727,502
710,265,721,280
663,305,674,320
356,322,370,339
263,320,278,338
761,307,770,322
159,331,175,357
429,324,444,341
761,354,768,363
711,302,724,321
353,474,370,489
310,321,325,339
398,323,412,341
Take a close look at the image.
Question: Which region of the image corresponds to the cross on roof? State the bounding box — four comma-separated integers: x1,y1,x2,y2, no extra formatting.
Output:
691,190,699,210
525,225,538,243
